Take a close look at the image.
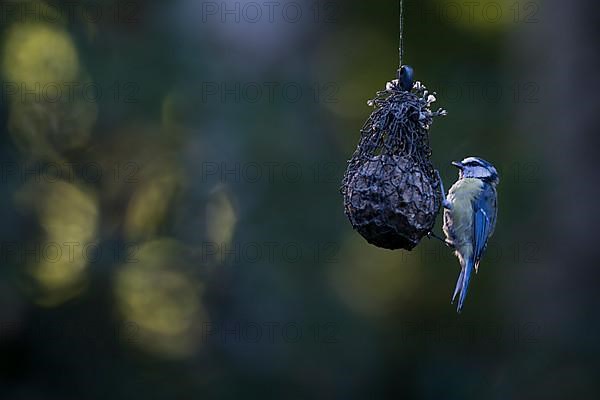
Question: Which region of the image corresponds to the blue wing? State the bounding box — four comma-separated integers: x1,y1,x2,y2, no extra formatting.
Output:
472,183,497,272
454,183,497,312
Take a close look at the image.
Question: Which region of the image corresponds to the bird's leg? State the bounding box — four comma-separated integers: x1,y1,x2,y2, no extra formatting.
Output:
435,169,452,210
427,231,455,249
427,231,445,243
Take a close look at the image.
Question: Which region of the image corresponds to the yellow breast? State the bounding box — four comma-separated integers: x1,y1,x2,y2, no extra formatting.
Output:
443,178,484,261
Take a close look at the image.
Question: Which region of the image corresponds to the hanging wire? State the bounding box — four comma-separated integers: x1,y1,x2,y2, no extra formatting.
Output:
399,0,404,68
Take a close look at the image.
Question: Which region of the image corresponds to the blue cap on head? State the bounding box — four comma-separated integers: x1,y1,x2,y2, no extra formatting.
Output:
453,157,499,183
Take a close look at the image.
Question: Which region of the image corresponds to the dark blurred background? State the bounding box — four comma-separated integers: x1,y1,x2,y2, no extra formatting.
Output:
1,0,599,399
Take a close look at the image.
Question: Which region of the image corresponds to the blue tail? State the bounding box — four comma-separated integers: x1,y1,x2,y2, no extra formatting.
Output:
451,260,474,313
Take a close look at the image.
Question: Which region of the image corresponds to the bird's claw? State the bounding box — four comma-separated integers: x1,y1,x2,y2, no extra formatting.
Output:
427,231,450,247
443,199,452,210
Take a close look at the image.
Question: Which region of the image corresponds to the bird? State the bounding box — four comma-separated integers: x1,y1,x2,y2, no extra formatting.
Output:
442,157,499,313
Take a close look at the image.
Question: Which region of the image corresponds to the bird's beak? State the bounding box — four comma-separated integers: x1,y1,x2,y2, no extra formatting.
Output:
452,161,464,169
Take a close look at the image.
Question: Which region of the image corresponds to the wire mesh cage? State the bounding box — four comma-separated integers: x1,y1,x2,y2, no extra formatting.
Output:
341,75,446,250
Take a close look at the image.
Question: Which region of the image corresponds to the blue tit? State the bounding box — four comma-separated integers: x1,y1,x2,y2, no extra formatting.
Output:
442,157,499,313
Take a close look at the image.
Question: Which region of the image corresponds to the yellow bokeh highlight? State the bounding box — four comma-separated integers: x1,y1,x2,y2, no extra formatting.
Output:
206,185,237,247
124,162,183,241
8,85,98,159
2,16,95,159
15,180,98,306
115,239,207,358
3,23,79,88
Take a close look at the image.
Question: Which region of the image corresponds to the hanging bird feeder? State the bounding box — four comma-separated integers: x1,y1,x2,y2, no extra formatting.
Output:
341,1,447,250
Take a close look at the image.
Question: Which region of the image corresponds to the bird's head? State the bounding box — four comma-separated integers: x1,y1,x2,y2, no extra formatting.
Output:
452,157,499,185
